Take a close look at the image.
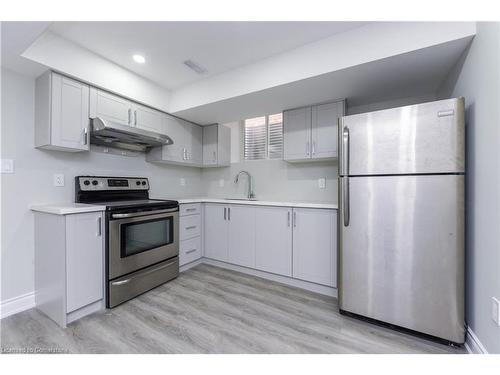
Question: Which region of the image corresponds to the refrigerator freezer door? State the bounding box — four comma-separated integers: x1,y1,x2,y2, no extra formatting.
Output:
339,98,465,176
338,174,465,343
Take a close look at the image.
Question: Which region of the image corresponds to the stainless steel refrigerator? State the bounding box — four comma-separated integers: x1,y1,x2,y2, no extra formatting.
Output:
338,97,465,345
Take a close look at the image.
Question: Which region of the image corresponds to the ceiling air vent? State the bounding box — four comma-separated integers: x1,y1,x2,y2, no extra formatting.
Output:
183,59,207,74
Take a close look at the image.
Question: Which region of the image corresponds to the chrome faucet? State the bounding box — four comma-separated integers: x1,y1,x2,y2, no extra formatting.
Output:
234,170,255,200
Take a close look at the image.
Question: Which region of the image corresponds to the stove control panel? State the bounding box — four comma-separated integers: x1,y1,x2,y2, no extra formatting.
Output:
77,176,149,191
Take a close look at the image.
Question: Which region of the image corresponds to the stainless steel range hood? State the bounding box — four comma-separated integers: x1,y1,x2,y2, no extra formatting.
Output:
90,117,173,152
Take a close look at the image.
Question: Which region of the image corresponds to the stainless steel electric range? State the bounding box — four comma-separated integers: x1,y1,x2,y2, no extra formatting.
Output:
75,176,179,308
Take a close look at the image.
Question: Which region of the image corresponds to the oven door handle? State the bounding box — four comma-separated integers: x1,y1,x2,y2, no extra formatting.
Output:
111,207,178,219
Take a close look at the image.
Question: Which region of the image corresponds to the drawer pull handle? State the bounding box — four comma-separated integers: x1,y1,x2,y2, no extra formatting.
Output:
185,225,197,230
186,249,197,254
185,208,196,212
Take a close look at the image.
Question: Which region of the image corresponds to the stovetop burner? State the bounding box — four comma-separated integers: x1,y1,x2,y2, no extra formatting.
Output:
74,176,178,211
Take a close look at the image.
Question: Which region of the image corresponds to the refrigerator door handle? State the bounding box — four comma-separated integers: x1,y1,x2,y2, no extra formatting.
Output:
343,177,350,227
342,126,350,175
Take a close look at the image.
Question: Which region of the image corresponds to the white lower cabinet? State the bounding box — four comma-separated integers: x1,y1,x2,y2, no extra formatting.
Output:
203,203,337,287
292,208,337,287
66,213,104,313
179,236,202,266
255,206,293,276
227,205,255,268
203,204,255,267
204,203,229,261
33,211,104,327
179,203,203,266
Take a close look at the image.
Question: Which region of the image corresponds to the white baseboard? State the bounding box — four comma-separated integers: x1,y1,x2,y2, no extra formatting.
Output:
179,258,205,272
465,326,488,354
0,292,35,319
199,258,338,298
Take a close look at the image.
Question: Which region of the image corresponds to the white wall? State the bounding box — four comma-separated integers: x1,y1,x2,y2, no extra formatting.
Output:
0,69,203,304
438,22,500,353
21,32,171,113
201,122,337,203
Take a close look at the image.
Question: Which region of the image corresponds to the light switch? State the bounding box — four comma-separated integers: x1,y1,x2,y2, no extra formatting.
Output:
1,159,14,173
53,174,65,187
219,179,225,187
318,177,326,189
180,178,186,186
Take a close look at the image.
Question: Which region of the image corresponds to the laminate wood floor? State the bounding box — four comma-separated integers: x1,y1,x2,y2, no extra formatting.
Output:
1,264,466,354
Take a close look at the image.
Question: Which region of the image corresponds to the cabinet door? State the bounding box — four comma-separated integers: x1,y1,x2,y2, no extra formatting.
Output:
89,88,132,126
311,101,343,159
133,104,166,134
51,73,90,151
217,124,231,167
187,122,203,166
283,107,312,161
204,204,228,261
203,125,218,166
66,212,103,313
162,116,186,163
227,205,255,268
255,207,292,276
292,208,336,287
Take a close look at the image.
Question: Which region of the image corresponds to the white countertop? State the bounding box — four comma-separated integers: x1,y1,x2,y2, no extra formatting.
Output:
174,197,337,210
30,203,106,215
30,198,337,215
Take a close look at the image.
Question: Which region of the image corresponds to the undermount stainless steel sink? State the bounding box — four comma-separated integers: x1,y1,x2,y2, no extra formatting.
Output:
224,198,258,201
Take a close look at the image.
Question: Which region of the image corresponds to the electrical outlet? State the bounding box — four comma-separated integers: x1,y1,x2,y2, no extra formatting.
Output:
180,178,186,186
1,159,14,174
219,179,225,187
318,177,326,189
492,297,500,326
53,174,65,187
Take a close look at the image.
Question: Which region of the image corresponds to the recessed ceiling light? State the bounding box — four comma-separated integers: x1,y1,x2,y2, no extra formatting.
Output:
133,54,146,64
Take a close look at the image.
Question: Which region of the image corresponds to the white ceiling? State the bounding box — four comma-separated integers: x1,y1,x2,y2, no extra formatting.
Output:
48,21,368,89
172,36,472,124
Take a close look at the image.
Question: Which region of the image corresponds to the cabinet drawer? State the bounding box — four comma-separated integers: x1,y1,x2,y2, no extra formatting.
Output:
180,203,201,216
180,214,201,240
179,236,202,266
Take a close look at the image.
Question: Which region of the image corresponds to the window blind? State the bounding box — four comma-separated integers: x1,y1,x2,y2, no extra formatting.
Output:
267,113,283,159
244,116,267,160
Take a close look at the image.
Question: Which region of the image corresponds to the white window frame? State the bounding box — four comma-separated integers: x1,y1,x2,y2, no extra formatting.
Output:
243,113,283,161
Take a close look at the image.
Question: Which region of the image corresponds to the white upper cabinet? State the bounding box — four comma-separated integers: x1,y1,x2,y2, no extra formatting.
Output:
255,206,292,277
185,121,203,165
203,124,231,167
283,107,311,161
89,88,133,126
147,117,203,167
132,103,166,134
292,208,337,287
311,101,343,159
283,100,344,162
35,71,90,152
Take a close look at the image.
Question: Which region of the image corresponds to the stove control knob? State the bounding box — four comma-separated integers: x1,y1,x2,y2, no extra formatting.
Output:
136,181,141,186
92,180,98,186
83,180,90,186
141,181,146,186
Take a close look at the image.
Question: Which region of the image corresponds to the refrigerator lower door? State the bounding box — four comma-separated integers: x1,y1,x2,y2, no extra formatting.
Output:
338,174,465,344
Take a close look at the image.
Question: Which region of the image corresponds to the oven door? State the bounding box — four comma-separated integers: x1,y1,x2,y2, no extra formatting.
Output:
108,208,179,280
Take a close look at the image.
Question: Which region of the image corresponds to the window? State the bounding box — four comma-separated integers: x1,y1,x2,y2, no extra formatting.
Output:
244,113,283,160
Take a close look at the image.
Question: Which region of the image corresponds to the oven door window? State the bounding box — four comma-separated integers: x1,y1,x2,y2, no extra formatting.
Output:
120,217,173,257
